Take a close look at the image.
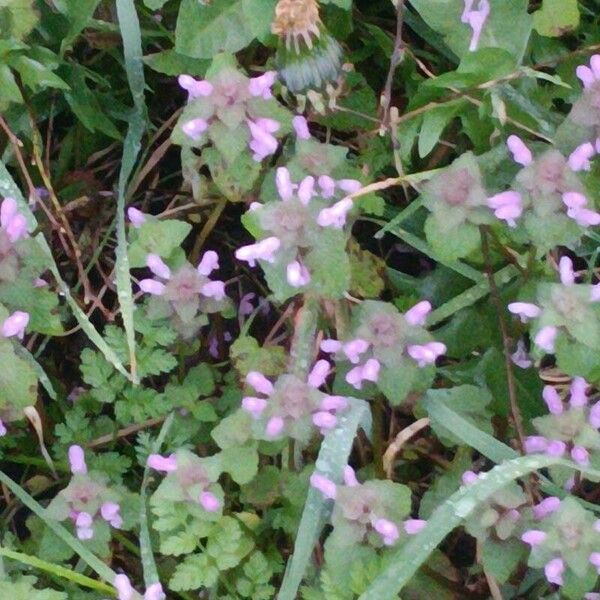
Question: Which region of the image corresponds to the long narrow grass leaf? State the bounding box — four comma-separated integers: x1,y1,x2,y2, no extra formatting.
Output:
277,398,371,600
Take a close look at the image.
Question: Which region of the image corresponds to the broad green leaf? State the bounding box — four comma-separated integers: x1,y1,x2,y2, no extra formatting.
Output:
241,0,277,38
128,219,192,267
533,0,579,37
0,0,38,41
8,55,69,90
144,50,209,76
418,102,461,157
53,0,101,53
0,338,37,410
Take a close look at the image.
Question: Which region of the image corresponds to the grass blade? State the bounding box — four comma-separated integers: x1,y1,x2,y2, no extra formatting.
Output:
115,0,148,383
277,397,372,600
358,455,600,600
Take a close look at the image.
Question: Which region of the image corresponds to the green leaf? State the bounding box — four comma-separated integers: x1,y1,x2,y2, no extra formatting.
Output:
8,55,70,90
241,0,277,38
53,0,102,54
175,0,255,59
0,63,22,107
533,0,579,37
358,455,600,599
144,49,209,76
170,553,220,591
0,0,38,41
219,445,259,484
418,102,461,158
0,338,38,411
128,219,192,267
481,537,526,584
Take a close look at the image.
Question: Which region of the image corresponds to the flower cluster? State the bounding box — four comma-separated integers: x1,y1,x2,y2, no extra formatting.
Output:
148,450,223,515
570,54,600,129
0,196,31,282
240,361,349,442
310,465,422,548
235,166,359,296
46,446,124,541
138,251,229,338
523,377,600,467
321,300,445,403
508,256,600,356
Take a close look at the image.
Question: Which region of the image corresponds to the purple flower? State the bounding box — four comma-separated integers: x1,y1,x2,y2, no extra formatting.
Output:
343,465,359,486
524,436,548,453
201,280,226,300
462,470,479,485
286,260,311,287
534,326,557,353
197,250,219,276
246,371,274,395
567,206,600,226
508,302,541,323
546,440,566,457
312,411,337,431
308,359,331,388
346,358,381,389
0,420,6,437
521,529,547,546
507,135,533,166
337,179,362,194
487,191,523,227
242,396,268,418
276,167,294,201
316,197,354,228
147,453,177,473
138,279,166,296
1,311,29,340
542,386,563,415
405,300,432,326
462,0,490,51
319,395,348,411
533,497,560,520
297,176,315,205
576,55,600,89
570,377,589,407
146,254,171,280
571,445,589,465
406,342,446,367
590,552,600,571
265,415,285,438
1,197,28,242
342,338,370,364
248,71,277,99
559,256,575,286
235,237,281,267
318,175,336,198
544,557,564,586
127,207,146,227
590,402,600,428
247,118,279,161
68,445,87,475
562,191,588,210
75,511,94,540
372,517,399,545
199,491,220,512
404,519,426,535
292,115,311,140
310,473,337,499
114,574,135,600
321,339,342,353
144,583,166,600
511,340,532,368
182,118,208,141
568,142,596,171
101,501,123,528
178,74,213,98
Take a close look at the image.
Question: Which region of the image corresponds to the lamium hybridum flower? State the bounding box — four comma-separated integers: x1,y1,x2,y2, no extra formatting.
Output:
310,466,417,550
235,166,358,301
570,55,600,130
271,0,343,93
138,251,231,338
114,574,166,600
240,360,349,442
321,300,446,405
0,196,33,282
46,445,126,542
461,0,490,52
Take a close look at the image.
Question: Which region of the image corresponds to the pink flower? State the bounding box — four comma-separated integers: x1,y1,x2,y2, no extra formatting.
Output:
182,118,208,141
511,340,532,368
1,311,29,339
406,342,446,367
534,326,557,353
178,74,213,98
1,197,28,242
297,176,315,205
589,402,600,428
101,502,123,528
75,511,94,540
507,135,533,166
147,453,177,472
242,396,268,418
317,197,353,228
308,359,331,388
197,250,219,276
310,473,337,499
235,237,281,267
318,175,336,198
201,280,226,300
462,470,479,485
521,530,547,546
562,191,588,210
265,416,285,438
276,167,294,201
462,0,490,51
127,207,146,227
373,517,399,545
345,358,381,389
403,519,426,535
146,254,171,280
546,440,566,457
559,256,575,286
404,300,432,326
199,491,220,512
524,436,548,453
114,574,135,600
571,445,589,465
568,142,596,171
286,260,311,287
292,115,311,140
542,385,563,414
544,557,564,586
342,338,370,364
570,377,589,407
567,207,600,226
312,411,337,431
0,420,6,437
144,583,166,600
487,191,522,227
337,179,362,194
138,279,166,296
246,371,274,395
247,119,279,161
576,55,600,89
343,465,359,487
68,445,87,475
533,496,560,519
248,71,277,99
321,339,342,353
319,395,348,411
507,302,541,323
